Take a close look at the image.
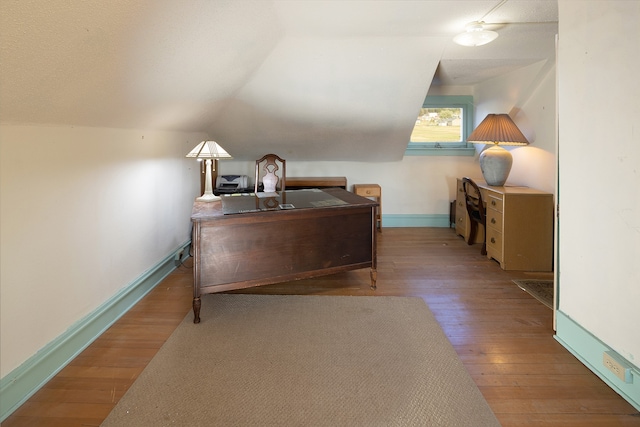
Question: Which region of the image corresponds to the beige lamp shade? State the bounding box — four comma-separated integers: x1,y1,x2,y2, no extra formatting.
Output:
186,140,233,159
467,114,529,146
468,114,529,186
186,141,232,202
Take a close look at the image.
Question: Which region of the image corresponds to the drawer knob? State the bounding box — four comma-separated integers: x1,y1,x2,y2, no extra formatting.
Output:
490,237,496,243
491,200,496,206
491,218,496,224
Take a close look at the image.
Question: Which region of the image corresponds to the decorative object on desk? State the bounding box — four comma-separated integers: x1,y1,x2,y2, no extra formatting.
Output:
101,294,500,427
186,141,232,202
255,153,286,193
512,279,553,309
453,21,498,46
462,177,487,255
468,114,529,186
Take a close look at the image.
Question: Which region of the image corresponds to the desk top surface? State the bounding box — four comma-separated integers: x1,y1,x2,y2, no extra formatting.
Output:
192,188,376,220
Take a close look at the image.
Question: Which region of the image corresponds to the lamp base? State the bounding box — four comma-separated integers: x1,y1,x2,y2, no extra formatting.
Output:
196,193,221,202
479,145,513,186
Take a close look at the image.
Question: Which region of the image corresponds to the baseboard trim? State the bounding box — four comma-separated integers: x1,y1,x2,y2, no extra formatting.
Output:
382,214,450,228
555,310,640,411
0,241,191,422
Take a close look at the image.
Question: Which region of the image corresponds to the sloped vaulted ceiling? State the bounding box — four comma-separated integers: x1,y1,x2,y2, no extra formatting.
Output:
0,0,558,161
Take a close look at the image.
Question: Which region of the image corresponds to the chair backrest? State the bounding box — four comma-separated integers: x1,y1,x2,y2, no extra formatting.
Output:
255,154,286,193
462,177,485,224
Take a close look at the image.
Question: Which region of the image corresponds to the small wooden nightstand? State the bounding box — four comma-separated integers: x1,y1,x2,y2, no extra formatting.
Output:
353,184,382,231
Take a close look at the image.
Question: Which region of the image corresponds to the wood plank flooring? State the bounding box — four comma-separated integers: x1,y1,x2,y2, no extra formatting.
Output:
3,228,640,426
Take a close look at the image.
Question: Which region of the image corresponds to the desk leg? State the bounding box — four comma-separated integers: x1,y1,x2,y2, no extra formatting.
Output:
192,221,202,323
193,297,201,324
370,268,377,290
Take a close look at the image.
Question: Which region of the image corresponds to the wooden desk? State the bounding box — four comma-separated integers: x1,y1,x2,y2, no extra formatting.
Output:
190,188,377,322
287,176,347,189
455,178,554,271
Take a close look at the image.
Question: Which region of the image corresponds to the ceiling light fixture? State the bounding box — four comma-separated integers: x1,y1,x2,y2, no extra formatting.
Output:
453,21,498,47
453,0,508,47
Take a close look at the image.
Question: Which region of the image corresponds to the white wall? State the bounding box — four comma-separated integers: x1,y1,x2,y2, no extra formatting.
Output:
219,156,481,216
474,60,557,194
557,1,640,363
219,62,557,218
0,125,206,377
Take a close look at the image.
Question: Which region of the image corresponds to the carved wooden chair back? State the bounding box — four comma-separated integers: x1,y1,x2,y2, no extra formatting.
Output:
255,154,286,193
462,177,487,255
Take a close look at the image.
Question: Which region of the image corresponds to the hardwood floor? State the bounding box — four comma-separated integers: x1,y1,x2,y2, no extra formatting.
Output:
4,228,639,426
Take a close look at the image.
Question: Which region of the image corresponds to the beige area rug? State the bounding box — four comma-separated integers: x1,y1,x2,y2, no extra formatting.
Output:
101,294,500,426
513,279,554,309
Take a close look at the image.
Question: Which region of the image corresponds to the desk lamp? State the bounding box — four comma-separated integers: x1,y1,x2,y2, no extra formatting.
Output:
186,140,232,202
468,114,529,186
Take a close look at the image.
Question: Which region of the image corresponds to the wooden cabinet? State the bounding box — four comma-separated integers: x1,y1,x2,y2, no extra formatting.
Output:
456,178,554,271
353,184,382,231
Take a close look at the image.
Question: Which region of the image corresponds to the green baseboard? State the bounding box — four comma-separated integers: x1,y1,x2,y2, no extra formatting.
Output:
0,241,191,422
555,310,640,411
382,214,450,228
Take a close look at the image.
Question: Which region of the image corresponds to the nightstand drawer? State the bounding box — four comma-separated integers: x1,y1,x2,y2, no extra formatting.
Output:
355,185,381,197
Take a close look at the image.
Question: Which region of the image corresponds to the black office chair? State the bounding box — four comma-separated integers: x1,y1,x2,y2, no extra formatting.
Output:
462,177,487,255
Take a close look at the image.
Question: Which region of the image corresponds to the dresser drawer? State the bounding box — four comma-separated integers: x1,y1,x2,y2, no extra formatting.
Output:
486,208,503,231
486,227,503,260
486,192,504,213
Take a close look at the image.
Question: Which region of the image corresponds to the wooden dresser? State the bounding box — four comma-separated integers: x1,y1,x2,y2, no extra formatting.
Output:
455,178,554,271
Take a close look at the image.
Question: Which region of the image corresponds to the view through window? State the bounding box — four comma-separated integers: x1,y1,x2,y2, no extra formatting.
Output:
411,108,463,144
405,95,474,155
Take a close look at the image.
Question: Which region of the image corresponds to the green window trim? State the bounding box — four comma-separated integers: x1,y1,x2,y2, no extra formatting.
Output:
405,95,475,157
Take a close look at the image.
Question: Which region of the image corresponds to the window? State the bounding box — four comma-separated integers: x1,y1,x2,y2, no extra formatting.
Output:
405,95,475,156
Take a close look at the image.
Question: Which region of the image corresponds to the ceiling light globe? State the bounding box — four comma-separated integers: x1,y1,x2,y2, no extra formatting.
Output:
453,21,498,47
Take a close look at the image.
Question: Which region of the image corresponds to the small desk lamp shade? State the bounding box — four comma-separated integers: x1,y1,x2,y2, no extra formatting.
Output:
186,141,232,202
468,114,529,186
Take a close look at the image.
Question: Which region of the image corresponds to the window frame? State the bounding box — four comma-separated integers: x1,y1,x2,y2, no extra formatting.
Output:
405,95,475,156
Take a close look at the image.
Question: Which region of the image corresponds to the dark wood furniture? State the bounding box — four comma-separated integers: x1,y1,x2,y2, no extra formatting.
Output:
254,154,286,193
462,177,487,255
287,176,347,189
190,188,378,322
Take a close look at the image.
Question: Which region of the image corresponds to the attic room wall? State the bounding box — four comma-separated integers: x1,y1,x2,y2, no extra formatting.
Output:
0,125,205,378
218,155,480,218
473,61,557,194
556,0,640,377
218,60,557,218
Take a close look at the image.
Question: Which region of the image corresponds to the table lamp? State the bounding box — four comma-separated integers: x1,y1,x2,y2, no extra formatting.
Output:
186,140,232,201
467,114,529,186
